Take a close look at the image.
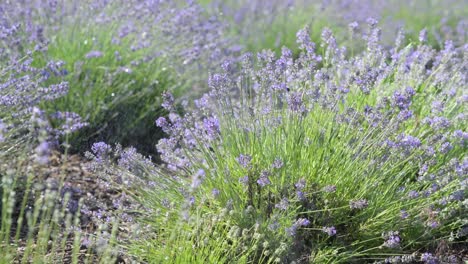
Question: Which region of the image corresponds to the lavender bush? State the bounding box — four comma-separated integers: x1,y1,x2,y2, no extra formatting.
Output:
123,24,467,262
1,0,238,155
0,22,119,262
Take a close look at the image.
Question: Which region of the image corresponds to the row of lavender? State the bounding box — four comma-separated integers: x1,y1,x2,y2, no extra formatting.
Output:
1,0,467,263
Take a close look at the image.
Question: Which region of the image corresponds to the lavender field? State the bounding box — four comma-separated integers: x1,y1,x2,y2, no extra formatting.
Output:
0,0,467,263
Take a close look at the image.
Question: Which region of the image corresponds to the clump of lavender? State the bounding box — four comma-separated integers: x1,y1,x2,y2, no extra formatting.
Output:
0,50,87,161
1,0,239,155
133,24,465,262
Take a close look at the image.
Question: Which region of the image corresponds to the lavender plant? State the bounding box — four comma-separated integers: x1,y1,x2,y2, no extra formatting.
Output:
0,34,117,262
125,24,467,263
1,0,238,155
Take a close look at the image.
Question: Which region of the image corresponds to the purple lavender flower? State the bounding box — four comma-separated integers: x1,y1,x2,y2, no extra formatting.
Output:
392,90,413,110
155,117,169,128
212,188,220,198
203,116,220,140
161,92,175,111
85,50,103,59
272,158,284,169
91,142,111,159
191,169,205,189
239,175,249,185
34,141,50,164
400,210,409,219
288,92,306,113
349,199,369,210
398,109,413,121
439,142,453,154
322,226,337,236
257,171,271,187
295,178,306,190
427,221,439,229
188,196,195,207
397,134,421,149
237,154,252,169
194,94,210,110
296,191,305,201
323,185,337,193
419,28,428,43
348,21,359,33
420,252,438,264
408,190,419,199
452,130,468,146
296,26,315,53
383,231,401,248
285,224,298,237
296,218,310,227
275,198,289,211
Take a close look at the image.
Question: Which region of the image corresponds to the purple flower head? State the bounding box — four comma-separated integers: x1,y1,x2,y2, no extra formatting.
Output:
295,218,310,227
392,90,413,110
91,142,112,160
420,252,438,264
212,188,220,198
400,210,409,219
296,191,305,201
419,28,428,43
321,28,337,49
427,220,439,229
239,175,249,185
423,116,451,131
439,142,453,154
257,171,271,187
323,185,337,193
237,154,252,169
117,147,141,171
398,109,413,121
322,226,337,236
296,26,315,53
366,17,379,27
348,21,359,33
285,224,298,237
203,116,220,140
383,231,401,248
397,134,421,149
452,130,468,146
81,236,91,248
288,92,306,113
431,100,444,113
268,220,280,231
191,169,205,189
295,178,306,190
188,196,195,207
194,93,210,110
85,50,103,59
155,116,169,128
275,198,289,211
272,158,284,169
350,199,369,210
161,92,175,111
35,141,50,164
208,73,230,95
408,190,419,199
240,53,253,71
